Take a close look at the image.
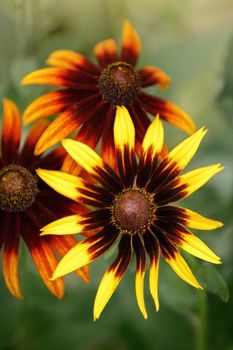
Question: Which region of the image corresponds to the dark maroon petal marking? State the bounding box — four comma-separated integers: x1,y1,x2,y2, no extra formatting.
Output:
137,148,159,188
109,234,132,278
146,157,182,194
80,209,112,230
116,146,137,187
128,101,150,155
144,230,160,262
153,178,188,206
101,106,116,169
88,224,119,259
150,223,177,259
133,235,146,272
93,163,124,194
155,205,189,225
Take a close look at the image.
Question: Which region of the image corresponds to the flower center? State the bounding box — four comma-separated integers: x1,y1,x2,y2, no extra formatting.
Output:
99,61,141,105
112,188,154,233
0,164,39,212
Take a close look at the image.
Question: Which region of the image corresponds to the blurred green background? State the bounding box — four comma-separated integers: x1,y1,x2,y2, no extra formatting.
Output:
0,0,232,349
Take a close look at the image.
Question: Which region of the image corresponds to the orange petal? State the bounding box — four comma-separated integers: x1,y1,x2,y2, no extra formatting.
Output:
23,90,81,124
1,99,21,163
34,107,86,155
2,214,22,299
139,93,196,134
22,224,65,298
21,68,98,89
120,20,141,66
139,66,171,88
94,39,118,67
19,120,50,165
47,50,100,74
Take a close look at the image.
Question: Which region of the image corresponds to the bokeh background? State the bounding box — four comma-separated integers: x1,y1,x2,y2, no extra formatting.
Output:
0,0,232,349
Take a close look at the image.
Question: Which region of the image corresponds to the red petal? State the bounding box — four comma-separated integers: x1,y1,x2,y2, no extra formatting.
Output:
1,99,21,164
47,50,100,75
21,67,98,90
19,120,49,166
101,107,117,169
139,66,171,88
34,94,103,155
120,20,141,66
138,93,196,134
94,39,118,68
23,89,88,124
22,221,65,298
2,214,22,298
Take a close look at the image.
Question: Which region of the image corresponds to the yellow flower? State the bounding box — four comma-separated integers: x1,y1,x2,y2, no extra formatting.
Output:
38,106,223,320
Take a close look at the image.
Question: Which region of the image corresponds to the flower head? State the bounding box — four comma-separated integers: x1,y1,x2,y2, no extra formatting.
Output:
38,106,223,319
21,20,196,168
0,99,88,299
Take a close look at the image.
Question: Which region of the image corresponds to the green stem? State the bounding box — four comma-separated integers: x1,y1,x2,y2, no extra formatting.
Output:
196,290,208,350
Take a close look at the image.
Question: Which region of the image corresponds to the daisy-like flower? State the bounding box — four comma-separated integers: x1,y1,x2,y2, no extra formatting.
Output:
21,20,195,168
37,106,223,320
0,99,88,299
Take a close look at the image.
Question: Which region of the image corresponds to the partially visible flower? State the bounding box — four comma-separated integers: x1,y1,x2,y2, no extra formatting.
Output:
0,99,88,299
37,106,223,320
21,20,195,168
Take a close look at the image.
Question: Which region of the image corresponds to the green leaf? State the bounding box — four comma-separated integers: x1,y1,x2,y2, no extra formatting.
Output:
195,264,229,302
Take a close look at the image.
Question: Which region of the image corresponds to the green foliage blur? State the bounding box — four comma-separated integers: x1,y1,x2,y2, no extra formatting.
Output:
0,0,232,349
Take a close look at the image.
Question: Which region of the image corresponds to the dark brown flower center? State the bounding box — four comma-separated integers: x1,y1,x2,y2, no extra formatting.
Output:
99,61,141,105
0,164,39,212
112,189,154,233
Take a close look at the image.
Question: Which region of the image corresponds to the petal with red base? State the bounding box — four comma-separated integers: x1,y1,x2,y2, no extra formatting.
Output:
21,67,98,90
138,93,196,134
120,20,141,66
22,221,65,298
1,99,21,163
23,89,87,124
47,50,100,75
2,213,22,299
139,66,171,88
94,39,118,68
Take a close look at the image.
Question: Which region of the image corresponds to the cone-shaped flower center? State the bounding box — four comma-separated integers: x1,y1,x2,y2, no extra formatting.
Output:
113,189,154,233
0,164,39,212
99,61,141,105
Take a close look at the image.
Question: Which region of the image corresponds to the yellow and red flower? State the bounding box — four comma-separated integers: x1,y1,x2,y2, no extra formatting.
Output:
0,99,88,299
37,106,223,320
21,20,196,169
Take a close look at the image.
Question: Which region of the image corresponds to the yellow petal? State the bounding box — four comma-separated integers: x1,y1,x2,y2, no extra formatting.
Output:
114,106,135,152
167,127,207,171
183,208,223,230
40,215,84,236
36,168,84,200
180,234,221,264
142,115,164,159
149,256,160,311
51,239,101,280
165,251,202,289
94,268,122,321
179,164,224,197
62,139,104,174
135,269,148,319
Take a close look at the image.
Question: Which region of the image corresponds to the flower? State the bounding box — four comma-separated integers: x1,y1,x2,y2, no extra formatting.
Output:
37,106,223,320
21,20,196,167
0,99,89,299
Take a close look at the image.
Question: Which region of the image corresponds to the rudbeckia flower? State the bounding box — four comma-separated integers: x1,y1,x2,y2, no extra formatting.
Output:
21,20,195,168
37,106,223,320
0,99,88,299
